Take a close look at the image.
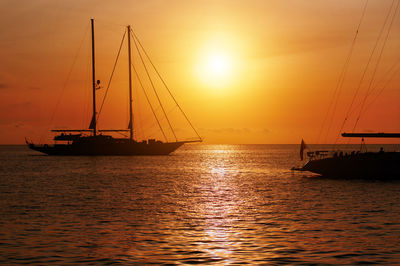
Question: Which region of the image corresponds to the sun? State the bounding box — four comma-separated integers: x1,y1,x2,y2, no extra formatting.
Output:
207,54,231,78
196,50,235,89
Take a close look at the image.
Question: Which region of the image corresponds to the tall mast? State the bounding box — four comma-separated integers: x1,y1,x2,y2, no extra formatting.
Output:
127,25,133,140
91,18,97,136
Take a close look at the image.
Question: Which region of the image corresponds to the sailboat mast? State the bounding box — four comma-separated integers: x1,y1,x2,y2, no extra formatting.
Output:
127,25,133,140
91,18,97,136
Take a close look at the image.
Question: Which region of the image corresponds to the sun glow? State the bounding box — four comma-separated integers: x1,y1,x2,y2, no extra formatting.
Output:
196,47,237,89
206,54,231,78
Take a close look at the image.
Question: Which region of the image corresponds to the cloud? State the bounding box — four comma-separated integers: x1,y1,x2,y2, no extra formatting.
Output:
262,128,272,134
6,101,32,109
28,86,41,90
201,127,272,135
0,83,9,89
0,83,41,91
202,127,252,134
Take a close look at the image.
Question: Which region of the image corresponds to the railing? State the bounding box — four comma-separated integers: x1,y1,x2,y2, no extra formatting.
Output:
307,150,329,160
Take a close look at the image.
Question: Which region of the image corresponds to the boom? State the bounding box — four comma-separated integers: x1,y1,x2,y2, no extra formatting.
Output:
342,133,400,138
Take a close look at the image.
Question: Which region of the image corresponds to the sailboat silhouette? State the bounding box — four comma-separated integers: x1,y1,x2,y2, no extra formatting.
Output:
27,19,202,155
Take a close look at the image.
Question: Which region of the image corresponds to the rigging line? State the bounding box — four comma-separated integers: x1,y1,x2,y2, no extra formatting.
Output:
318,0,370,144
130,30,203,141
352,0,400,131
133,85,146,141
365,57,400,99
131,62,168,142
82,49,91,129
97,30,126,121
131,31,178,142
334,0,397,145
40,22,90,144
364,60,400,113
116,131,128,137
320,0,370,144
133,76,149,141
345,58,400,119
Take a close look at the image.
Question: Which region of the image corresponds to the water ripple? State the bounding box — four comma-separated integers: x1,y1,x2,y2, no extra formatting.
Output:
0,145,399,264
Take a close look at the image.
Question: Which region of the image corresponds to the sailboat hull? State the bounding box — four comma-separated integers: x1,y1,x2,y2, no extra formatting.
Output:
302,152,400,179
28,138,185,156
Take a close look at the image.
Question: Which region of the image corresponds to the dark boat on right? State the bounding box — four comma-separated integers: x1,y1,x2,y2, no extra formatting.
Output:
298,133,400,179
292,1,400,179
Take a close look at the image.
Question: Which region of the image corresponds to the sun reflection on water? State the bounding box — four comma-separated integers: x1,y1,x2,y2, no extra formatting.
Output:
194,151,248,262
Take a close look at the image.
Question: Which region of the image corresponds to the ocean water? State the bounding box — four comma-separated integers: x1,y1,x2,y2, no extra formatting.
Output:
0,144,399,265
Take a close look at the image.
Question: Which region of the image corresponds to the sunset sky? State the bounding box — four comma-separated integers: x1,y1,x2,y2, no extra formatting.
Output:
0,0,399,144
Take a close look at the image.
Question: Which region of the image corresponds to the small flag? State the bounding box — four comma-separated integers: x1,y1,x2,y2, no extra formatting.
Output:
95,80,101,90
300,139,308,160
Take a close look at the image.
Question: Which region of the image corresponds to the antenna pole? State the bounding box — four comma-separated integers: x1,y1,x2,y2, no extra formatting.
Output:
91,18,97,136
127,25,133,140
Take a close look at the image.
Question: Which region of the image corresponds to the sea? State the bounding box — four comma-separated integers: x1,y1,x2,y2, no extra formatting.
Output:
0,144,399,265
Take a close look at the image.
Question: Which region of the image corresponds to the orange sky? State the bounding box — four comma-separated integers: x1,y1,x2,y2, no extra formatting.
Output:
0,0,399,144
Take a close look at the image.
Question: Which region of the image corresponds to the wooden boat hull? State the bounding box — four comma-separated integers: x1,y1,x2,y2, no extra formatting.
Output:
28,138,185,156
301,152,400,179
